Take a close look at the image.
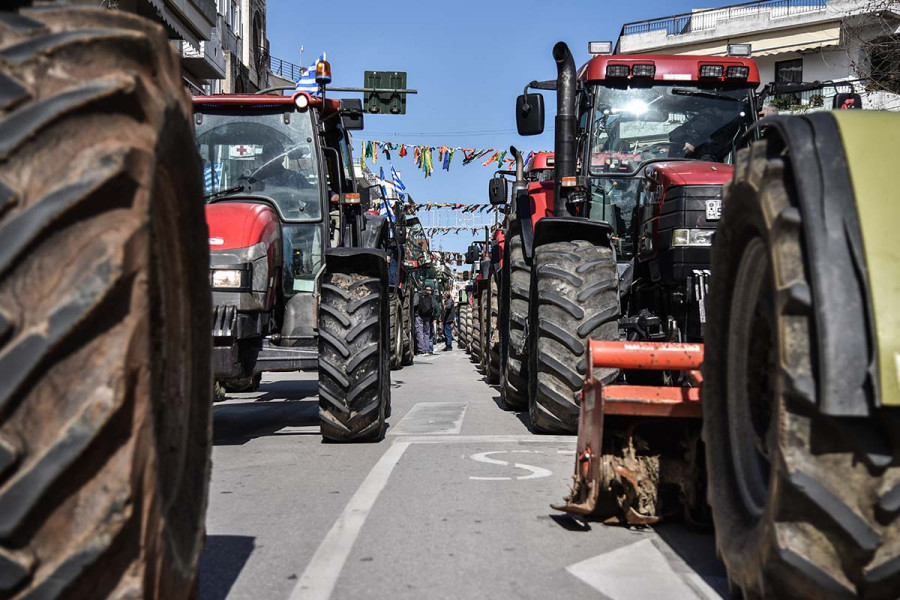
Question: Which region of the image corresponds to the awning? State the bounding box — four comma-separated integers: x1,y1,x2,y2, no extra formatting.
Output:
139,0,203,49
674,21,842,57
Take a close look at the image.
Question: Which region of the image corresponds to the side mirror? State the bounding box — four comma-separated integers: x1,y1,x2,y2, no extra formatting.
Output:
465,244,478,264
340,99,365,130
358,186,372,211
833,93,862,110
516,93,544,136
488,175,508,205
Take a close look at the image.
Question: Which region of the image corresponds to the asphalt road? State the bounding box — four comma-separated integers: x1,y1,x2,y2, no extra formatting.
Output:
200,349,728,600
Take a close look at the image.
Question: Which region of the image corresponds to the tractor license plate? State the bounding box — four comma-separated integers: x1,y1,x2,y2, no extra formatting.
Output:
705,199,722,221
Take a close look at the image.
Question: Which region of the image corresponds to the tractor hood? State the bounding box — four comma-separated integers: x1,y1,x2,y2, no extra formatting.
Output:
644,161,734,190
206,201,280,252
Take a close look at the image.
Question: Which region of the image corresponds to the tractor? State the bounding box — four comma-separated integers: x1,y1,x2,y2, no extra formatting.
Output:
197,63,394,442
492,42,761,432
559,109,900,599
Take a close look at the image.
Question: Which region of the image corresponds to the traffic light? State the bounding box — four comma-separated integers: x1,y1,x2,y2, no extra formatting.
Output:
364,71,407,115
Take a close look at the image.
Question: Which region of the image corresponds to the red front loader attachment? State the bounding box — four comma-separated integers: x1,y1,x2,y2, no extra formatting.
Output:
554,341,705,526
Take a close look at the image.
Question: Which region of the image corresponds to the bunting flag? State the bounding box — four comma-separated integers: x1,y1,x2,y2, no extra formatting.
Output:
359,139,551,177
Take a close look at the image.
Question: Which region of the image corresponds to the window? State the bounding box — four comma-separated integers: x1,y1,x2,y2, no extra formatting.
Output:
774,59,803,84
231,1,242,36
774,59,803,107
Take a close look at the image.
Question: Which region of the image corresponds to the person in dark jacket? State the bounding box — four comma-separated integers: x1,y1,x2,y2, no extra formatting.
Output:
441,292,456,351
415,286,435,355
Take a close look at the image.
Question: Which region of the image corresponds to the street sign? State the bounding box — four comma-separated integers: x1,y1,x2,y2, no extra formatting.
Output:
364,71,408,114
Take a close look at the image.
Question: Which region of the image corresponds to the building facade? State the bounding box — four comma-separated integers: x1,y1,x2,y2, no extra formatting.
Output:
75,0,270,94
615,0,900,111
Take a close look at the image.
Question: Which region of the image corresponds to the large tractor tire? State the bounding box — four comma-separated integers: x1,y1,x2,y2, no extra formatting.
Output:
318,271,388,442
0,8,212,598
457,305,467,348
487,273,501,384
463,305,472,353
528,240,619,434
400,291,414,366
703,139,900,598
501,232,529,410
389,291,402,370
222,372,261,393
471,293,482,363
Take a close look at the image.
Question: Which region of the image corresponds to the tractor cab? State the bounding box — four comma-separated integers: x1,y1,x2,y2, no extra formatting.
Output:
524,151,554,182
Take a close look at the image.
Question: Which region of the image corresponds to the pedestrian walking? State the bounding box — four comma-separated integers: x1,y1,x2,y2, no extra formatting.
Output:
441,291,456,351
415,285,435,355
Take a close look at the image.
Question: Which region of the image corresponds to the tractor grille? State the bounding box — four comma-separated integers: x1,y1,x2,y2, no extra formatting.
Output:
212,305,237,337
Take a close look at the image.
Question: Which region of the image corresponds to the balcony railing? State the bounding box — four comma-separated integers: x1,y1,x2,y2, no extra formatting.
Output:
621,0,828,37
268,52,306,83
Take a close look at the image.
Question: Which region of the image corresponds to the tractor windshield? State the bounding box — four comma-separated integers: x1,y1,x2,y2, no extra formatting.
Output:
589,84,754,175
196,110,322,221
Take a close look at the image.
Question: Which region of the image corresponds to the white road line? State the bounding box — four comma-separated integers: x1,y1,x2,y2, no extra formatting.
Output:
387,402,468,435
398,434,576,444
566,538,715,600
289,441,411,600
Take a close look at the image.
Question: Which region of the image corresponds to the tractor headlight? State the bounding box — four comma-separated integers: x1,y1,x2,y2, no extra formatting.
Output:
672,229,715,247
211,268,247,289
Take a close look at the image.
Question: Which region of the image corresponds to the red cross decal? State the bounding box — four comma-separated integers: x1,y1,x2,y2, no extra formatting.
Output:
236,145,249,156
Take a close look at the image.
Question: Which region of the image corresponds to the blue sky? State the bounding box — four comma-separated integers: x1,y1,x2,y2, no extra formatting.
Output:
267,0,722,255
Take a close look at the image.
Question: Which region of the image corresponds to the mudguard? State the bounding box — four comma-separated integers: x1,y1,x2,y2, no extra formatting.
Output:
755,113,886,415
532,215,613,250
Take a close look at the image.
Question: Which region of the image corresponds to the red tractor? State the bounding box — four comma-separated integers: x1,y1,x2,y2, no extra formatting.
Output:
491,42,760,437
197,72,395,442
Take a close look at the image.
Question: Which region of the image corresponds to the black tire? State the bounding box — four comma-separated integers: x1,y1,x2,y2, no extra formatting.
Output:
528,240,619,434
487,272,501,384
703,140,900,599
318,271,388,442
471,291,482,363
222,372,261,393
401,291,413,366
389,291,402,370
501,232,529,410
0,9,212,598
463,305,472,353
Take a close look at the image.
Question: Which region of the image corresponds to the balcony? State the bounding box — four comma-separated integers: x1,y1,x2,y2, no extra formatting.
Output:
615,0,850,54
622,0,828,37
268,53,306,83
181,28,226,80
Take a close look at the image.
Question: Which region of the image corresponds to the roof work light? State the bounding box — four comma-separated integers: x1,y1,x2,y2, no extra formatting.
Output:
727,44,752,57
589,41,613,55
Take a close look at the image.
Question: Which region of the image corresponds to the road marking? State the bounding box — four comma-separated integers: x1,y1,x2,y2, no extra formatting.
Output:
397,434,576,444
469,450,553,481
290,441,411,600
566,538,719,600
291,434,574,599
387,402,467,435
274,425,320,434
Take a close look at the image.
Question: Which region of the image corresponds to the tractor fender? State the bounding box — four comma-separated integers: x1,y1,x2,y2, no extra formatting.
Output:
533,216,613,251
325,247,388,285
753,113,883,415
361,213,389,249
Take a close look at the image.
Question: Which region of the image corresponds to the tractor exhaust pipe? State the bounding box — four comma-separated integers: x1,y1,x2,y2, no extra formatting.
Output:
552,41,577,217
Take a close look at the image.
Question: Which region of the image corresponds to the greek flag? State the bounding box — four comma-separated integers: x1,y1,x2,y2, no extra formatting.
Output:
204,163,223,194
295,52,326,96
378,167,395,222
391,164,406,196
